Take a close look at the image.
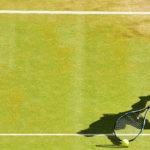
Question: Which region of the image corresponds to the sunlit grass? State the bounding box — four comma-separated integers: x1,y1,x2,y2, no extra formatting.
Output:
0,10,150,150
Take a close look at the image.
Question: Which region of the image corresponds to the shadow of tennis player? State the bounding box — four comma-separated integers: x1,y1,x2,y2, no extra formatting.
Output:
77,95,150,145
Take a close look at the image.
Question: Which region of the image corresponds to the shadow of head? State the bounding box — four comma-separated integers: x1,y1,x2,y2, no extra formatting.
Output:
132,95,150,110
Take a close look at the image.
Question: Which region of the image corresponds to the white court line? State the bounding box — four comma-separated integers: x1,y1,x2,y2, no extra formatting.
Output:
0,134,108,137
0,133,150,136
0,10,150,15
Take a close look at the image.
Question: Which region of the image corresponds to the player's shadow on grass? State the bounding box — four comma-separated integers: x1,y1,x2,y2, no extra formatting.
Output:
77,95,150,145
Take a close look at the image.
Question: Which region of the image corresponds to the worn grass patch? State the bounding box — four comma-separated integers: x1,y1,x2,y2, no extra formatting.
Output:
0,0,149,10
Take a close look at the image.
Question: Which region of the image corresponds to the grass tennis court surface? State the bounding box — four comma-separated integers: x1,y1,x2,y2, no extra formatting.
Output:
0,2,150,149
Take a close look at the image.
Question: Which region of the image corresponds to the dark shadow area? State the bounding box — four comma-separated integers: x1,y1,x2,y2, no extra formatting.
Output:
96,144,128,148
77,95,150,145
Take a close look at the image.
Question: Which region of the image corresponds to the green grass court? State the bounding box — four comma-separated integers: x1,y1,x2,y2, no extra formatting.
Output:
0,1,150,149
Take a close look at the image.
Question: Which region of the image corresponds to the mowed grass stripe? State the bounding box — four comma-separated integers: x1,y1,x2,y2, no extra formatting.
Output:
65,17,86,131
